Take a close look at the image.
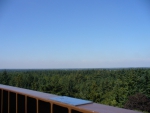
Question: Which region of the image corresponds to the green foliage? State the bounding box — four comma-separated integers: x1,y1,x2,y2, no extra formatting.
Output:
0,68,150,112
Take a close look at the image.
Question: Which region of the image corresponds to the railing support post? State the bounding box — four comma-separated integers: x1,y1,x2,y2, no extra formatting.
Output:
25,96,27,113
8,91,10,113
68,108,71,113
50,103,53,113
36,99,38,113
16,94,17,113
1,90,3,113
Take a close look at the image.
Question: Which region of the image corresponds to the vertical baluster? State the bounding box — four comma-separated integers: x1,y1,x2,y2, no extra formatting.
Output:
68,108,71,113
50,103,53,113
36,99,38,113
1,90,3,113
8,91,10,113
25,96,27,113
16,93,18,113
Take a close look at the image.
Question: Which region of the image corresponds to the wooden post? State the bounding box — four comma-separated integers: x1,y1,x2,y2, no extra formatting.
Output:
68,108,71,113
1,90,3,113
16,94,17,113
36,99,38,113
8,91,10,113
50,103,53,113
25,96,27,113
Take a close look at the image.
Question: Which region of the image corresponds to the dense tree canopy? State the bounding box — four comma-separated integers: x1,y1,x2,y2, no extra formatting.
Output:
0,68,150,112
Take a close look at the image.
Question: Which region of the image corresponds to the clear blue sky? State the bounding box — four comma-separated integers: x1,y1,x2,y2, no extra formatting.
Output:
0,0,150,69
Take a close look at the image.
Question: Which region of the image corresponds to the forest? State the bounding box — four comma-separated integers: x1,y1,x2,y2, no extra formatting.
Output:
0,68,150,112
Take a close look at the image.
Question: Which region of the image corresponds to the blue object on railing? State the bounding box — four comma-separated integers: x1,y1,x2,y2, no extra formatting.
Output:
50,96,92,106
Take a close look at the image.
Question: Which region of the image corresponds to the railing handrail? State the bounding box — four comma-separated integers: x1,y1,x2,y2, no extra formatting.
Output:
0,84,141,113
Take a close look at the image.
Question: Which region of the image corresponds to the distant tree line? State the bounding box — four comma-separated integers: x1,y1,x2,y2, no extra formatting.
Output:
0,68,150,112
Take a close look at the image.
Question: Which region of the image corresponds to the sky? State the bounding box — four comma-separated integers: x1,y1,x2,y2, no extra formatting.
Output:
0,0,150,69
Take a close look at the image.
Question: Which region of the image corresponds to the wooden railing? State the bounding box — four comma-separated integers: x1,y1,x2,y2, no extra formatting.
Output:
0,84,141,113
